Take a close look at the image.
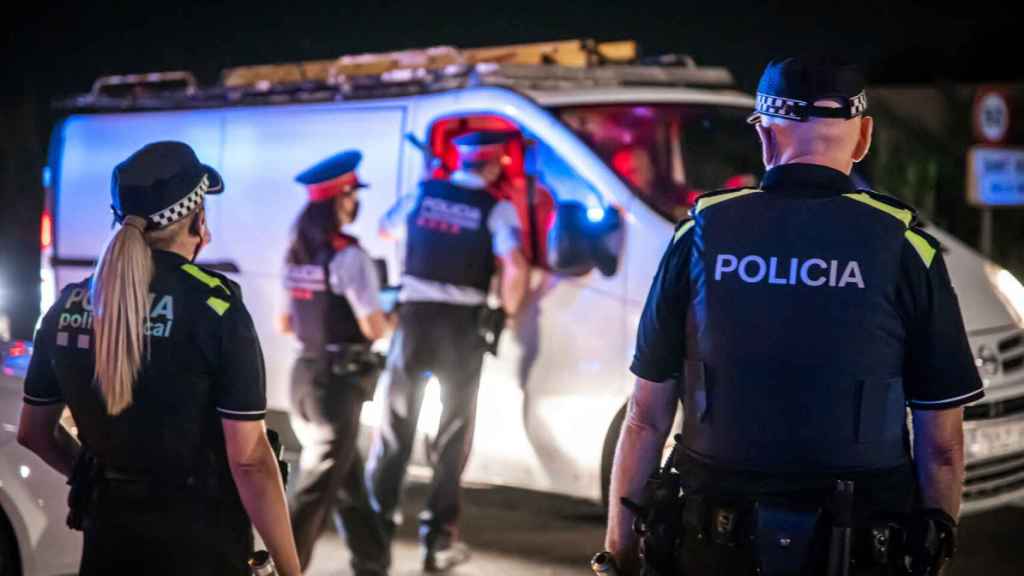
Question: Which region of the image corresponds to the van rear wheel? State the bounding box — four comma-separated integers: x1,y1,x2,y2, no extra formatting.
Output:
0,510,21,576
600,404,627,509
600,402,682,510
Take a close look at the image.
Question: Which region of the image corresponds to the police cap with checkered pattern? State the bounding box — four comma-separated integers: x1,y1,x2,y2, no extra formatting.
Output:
747,57,868,125
111,141,224,229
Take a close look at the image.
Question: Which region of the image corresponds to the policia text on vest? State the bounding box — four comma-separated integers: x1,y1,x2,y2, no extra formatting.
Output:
713,255,865,288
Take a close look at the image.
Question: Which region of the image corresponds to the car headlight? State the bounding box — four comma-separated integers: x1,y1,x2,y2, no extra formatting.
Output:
985,263,1024,326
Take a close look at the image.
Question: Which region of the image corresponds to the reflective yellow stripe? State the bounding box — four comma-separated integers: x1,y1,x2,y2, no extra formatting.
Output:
181,264,230,295
905,230,936,268
673,220,695,244
843,193,913,227
206,296,230,316
694,189,760,214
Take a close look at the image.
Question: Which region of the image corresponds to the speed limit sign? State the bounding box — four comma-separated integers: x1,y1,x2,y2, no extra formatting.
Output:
974,89,1010,144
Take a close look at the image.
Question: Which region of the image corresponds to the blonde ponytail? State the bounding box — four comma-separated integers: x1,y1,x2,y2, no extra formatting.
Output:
91,215,153,415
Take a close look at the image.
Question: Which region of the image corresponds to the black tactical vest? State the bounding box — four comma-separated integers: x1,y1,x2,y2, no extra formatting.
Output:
285,235,369,353
678,186,914,475
404,179,497,292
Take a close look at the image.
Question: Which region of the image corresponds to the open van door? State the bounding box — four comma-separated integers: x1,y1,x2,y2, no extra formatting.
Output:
426,115,557,269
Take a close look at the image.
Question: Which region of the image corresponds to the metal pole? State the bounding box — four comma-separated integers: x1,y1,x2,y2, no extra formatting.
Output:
980,207,994,257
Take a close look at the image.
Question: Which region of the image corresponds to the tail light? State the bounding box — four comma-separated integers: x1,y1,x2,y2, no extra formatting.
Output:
41,210,53,251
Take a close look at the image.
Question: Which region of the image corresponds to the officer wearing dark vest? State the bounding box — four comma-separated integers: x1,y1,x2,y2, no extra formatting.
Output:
18,141,300,575
281,151,391,575
370,131,530,572
604,58,984,575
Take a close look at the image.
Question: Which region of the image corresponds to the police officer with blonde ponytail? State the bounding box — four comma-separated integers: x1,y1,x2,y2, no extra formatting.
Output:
18,141,301,576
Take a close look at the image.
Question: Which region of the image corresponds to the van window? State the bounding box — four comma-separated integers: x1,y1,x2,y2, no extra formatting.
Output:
554,104,762,221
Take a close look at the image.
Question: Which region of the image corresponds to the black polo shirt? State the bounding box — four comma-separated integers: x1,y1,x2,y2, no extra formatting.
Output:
24,250,266,479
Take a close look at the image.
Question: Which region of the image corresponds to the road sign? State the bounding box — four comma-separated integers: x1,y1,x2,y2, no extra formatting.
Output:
967,146,1024,207
974,90,1011,145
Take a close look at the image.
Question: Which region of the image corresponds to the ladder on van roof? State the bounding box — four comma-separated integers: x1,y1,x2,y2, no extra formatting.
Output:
54,39,736,112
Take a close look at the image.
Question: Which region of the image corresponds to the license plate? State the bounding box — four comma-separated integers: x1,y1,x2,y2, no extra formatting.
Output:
967,421,1024,461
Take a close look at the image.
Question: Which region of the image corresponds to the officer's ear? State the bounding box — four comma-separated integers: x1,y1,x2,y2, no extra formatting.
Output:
852,116,874,163
188,208,204,237
755,122,777,169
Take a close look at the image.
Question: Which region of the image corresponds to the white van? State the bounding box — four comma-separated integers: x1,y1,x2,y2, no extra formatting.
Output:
37,41,1024,521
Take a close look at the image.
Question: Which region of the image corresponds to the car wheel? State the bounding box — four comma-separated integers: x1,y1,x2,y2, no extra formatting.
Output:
601,404,627,509
0,511,21,576
600,402,683,510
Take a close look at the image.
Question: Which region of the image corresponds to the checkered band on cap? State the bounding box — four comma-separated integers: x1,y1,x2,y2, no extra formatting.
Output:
755,93,809,121
149,174,209,227
849,91,869,116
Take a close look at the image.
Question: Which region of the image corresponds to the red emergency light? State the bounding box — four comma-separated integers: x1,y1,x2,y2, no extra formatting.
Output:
41,211,53,251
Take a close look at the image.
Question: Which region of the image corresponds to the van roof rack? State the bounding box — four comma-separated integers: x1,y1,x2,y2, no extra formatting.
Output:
55,39,736,112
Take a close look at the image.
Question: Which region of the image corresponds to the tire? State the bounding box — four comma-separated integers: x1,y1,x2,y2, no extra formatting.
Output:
600,402,683,509
0,510,21,576
600,403,628,509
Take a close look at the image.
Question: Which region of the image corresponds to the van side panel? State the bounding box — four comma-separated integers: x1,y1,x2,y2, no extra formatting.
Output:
219,105,408,411
55,112,225,261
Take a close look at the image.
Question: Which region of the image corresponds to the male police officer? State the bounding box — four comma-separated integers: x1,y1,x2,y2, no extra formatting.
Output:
368,131,530,571
283,151,391,574
605,57,984,575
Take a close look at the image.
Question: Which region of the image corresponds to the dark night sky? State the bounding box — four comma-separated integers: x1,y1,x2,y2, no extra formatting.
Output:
1,0,1021,336
7,0,1024,99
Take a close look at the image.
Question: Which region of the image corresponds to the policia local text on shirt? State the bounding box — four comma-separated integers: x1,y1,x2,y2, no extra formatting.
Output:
604,58,984,576
17,142,301,576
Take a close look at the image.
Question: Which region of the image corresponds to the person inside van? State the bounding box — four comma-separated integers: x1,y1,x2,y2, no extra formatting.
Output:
18,141,301,576
280,150,392,575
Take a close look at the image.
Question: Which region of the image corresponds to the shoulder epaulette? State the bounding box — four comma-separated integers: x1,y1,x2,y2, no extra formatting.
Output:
693,187,761,215
844,190,938,267
903,225,941,269
673,218,695,244
842,189,920,228
180,263,236,316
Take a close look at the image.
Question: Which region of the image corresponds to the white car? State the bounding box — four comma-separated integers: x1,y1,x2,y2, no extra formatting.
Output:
28,38,1024,533
0,341,81,575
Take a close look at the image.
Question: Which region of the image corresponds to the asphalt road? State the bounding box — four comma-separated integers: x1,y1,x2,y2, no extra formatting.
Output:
307,482,1024,575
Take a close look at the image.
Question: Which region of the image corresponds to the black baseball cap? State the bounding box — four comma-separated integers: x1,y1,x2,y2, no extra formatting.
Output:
747,56,868,125
111,141,224,229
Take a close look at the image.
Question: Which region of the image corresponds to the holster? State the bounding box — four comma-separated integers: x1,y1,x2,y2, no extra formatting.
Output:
753,500,822,576
66,448,101,531
631,440,685,576
266,429,289,486
638,470,684,575
325,345,385,400
477,306,507,356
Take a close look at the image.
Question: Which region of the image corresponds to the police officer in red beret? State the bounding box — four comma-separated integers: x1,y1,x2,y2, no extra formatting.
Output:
282,151,391,575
